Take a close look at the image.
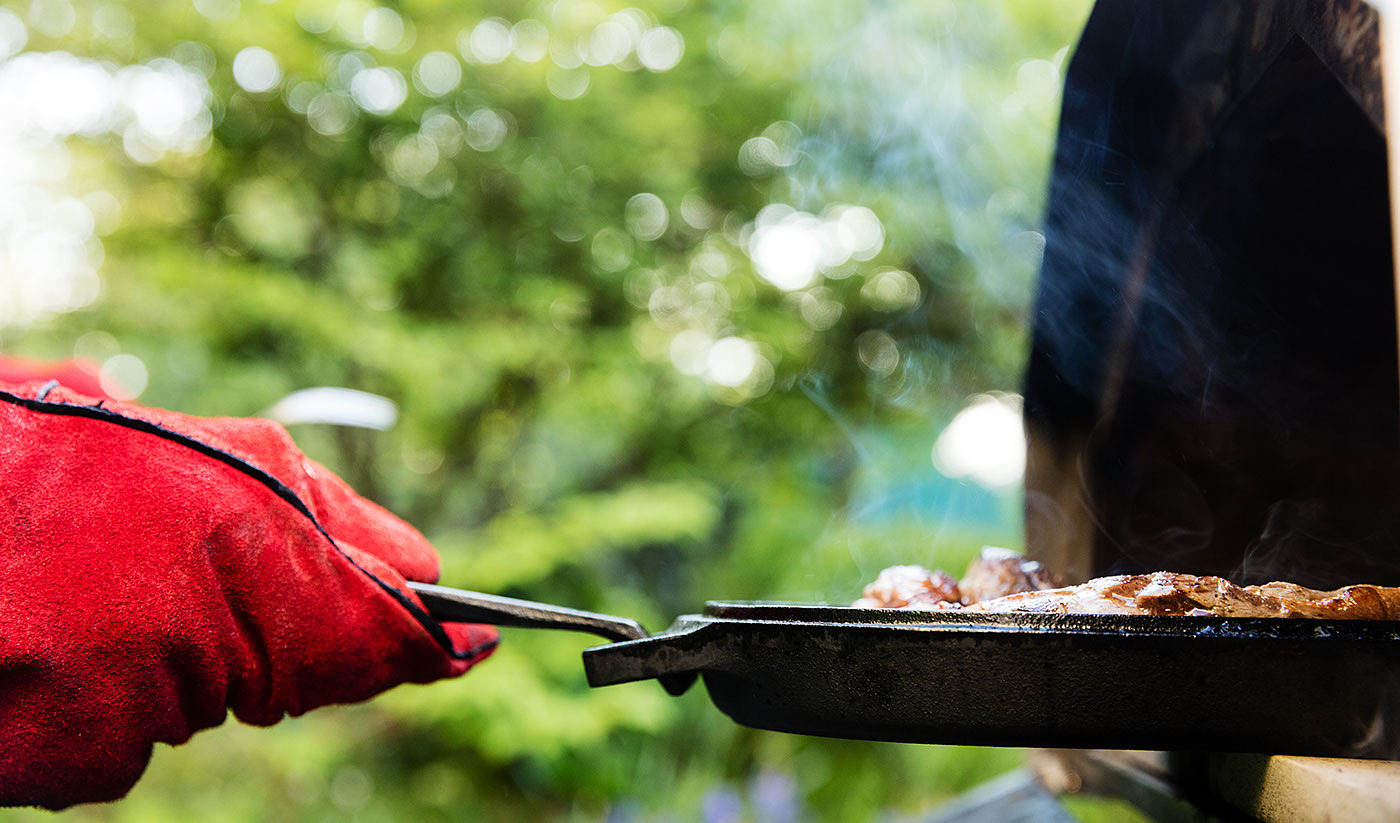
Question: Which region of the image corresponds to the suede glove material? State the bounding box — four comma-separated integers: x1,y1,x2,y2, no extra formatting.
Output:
0,379,497,809
0,358,106,399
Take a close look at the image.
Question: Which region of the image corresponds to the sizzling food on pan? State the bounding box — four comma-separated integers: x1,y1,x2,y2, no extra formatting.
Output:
855,547,1061,609
857,548,1400,619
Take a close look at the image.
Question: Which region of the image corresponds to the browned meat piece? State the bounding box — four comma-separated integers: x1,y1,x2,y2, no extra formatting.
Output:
854,565,963,609
854,548,1058,609
958,546,1061,604
963,572,1400,619
855,552,1400,619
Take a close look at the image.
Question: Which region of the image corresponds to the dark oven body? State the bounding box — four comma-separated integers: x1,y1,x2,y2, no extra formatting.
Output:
1023,0,1400,591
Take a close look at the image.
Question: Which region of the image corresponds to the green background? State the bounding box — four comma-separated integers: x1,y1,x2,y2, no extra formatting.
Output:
0,0,1096,818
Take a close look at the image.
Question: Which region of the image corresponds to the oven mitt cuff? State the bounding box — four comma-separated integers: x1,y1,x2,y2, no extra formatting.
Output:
0,381,497,809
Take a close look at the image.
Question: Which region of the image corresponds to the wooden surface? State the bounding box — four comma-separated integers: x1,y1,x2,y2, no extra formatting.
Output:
1028,749,1400,822
1382,7,1400,386
1210,754,1400,823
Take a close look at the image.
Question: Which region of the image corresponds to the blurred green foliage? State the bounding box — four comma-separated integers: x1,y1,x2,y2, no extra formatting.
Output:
1061,794,1165,823
1,0,1090,819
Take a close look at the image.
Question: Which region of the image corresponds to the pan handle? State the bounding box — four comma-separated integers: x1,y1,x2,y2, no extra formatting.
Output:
407,582,649,643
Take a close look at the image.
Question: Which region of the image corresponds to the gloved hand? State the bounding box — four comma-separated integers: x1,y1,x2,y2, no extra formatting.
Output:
0,377,497,809
0,356,106,398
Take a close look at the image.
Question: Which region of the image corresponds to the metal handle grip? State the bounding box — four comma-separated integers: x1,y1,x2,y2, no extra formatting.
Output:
407,582,648,643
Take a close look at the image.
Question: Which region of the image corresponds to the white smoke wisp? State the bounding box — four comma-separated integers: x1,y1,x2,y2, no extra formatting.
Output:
733,0,1086,320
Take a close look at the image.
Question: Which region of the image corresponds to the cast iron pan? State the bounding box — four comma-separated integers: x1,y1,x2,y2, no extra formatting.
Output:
408,584,1400,758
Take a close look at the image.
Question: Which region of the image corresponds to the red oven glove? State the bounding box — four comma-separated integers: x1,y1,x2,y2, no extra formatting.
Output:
0,379,498,810
0,356,107,398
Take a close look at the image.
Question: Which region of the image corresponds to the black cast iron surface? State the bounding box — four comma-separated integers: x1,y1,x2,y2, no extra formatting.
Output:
582,602,1400,758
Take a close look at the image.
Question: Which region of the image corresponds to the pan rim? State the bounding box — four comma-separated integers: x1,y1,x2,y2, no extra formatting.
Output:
696,600,1400,639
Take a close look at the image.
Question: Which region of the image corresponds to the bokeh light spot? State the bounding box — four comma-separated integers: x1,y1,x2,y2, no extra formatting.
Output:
172,40,216,78
122,60,212,147
637,26,683,71
92,4,133,44
349,66,405,115
932,393,1026,489
680,190,717,230
833,205,884,261
465,108,508,151
28,0,76,38
738,136,782,176
362,7,405,51
855,330,899,376
191,0,239,23
583,19,632,66
591,226,633,272
412,51,461,97
749,210,822,291
285,80,321,113
546,66,590,99
512,19,549,62
668,329,711,375
420,109,464,154
73,330,120,364
861,268,921,312
464,18,512,64
705,336,758,387
82,191,122,235
625,192,668,241
99,353,148,400
386,133,439,185
232,47,281,93
307,90,357,134
799,289,843,330
0,9,28,59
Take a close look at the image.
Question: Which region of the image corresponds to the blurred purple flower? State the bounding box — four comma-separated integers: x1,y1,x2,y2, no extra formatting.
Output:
750,770,802,823
701,785,743,823
605,799,642,823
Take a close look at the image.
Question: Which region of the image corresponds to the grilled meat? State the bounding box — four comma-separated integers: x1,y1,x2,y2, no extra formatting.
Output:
855,547,1060,609
966,573,1400,619
957,546,1061,604
853,565,963,609
857,551,1400,619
